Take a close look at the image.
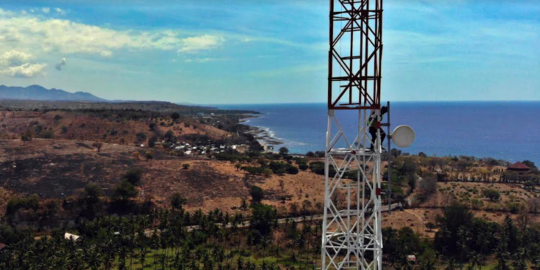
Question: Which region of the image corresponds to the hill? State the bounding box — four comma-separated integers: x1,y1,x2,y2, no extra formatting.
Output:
0,85,106,102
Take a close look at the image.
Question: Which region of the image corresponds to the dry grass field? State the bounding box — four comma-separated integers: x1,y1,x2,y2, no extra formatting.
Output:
1,109,539,241
0,110,230,143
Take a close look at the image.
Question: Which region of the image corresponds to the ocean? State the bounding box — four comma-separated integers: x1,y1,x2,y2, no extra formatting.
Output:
219,102,540,165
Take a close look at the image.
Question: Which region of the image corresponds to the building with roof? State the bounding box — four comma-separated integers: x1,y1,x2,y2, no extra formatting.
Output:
64,232,80,241
507,162,530,172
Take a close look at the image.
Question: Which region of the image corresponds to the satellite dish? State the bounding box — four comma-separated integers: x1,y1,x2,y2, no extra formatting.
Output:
391,125,415,148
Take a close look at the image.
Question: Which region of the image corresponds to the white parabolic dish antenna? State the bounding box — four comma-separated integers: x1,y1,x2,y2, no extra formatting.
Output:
391,125,415,148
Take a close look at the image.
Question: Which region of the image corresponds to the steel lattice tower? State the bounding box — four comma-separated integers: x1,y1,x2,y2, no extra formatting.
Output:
322,0,384,269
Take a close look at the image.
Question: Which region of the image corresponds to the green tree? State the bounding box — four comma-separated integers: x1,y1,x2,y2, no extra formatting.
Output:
136,132,147,143
79,183,103,219
170,193,187,210
419,249,437,270
250,186,264,204
482,189,500,201
113,181,138,201
171,112,180,121
521,160,537,170
434,203,474,257
123,168,143,186
164,130,177,143
249,204,277,243
148,135,158,148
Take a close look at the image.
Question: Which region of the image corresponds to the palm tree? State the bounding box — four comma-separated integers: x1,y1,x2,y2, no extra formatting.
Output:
445,260,457,270
468,252,482,270
512,248,528,270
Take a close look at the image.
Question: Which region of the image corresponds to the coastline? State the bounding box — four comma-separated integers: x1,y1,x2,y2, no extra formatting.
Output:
240,114,283,153
224,102,540,163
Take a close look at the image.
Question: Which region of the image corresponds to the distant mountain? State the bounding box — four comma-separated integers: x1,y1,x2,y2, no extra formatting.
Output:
0,85,106,102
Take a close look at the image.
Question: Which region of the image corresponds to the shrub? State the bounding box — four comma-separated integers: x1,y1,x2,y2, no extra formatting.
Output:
123,168,143,186
294,157,308,164
136,132,147,143
145,151,154,160
471,199,483,210
215,153,241,162
483,189,500,202
299,163,309,171
6,194,40,216
148,135,158,148
507,203,522,214
113,181,138,201
164,130,176,143
309,161,325,175
182,163,190,170
343,170,359,180
21,129,33,142
41,130,55,139
286,164,299,174
269,162,287,175
242,166,264,176
263,168,273,177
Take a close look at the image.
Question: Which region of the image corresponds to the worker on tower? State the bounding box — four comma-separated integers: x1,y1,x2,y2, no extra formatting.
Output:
369,105,388,151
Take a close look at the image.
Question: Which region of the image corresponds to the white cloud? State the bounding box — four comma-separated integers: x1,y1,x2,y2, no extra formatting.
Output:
0,11,225,57
0,8,14,16
42,7,50,14
0,50,47,78
0,50,34,66
54,8,66,15
55,57,67,70
1,63,47,78
178,35,225,53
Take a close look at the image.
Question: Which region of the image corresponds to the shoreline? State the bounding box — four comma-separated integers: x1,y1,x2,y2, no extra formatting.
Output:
239,114,284,153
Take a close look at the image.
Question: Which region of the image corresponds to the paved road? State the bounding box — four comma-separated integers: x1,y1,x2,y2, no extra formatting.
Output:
144,203,402,236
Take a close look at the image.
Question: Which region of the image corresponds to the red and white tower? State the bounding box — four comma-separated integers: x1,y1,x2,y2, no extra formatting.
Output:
322,0,384,269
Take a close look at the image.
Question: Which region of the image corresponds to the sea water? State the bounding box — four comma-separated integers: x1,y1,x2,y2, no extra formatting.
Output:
219,102,540,164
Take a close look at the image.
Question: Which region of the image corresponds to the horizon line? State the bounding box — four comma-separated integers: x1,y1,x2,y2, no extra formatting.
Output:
203,100,540,106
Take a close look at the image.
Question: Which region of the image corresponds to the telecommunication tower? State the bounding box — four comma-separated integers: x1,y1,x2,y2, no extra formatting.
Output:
322,0,384,269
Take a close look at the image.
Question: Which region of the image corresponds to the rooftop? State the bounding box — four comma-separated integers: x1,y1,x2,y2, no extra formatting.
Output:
508,162,530,171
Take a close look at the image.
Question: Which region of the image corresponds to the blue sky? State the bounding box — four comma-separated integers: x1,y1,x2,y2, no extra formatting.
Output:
0,0,538,104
